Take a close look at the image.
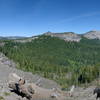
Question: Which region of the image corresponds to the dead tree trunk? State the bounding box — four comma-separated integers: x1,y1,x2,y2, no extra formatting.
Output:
8,74,34,100
8,73,64,100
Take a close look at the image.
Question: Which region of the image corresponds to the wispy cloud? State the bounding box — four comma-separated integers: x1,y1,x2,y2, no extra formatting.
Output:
57,11,100,24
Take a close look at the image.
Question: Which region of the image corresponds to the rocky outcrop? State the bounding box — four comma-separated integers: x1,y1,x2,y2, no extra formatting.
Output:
44,32,81,42
44,30,100,41
8,73,66,100
0,53,16,68
83,30,100,39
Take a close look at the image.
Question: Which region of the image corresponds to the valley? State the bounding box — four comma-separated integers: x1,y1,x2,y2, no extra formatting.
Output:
0,31,100,100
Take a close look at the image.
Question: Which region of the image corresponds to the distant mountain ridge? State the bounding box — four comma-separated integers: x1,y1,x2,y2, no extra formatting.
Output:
83,30,100,39
44,30,100,42
44,31,81,42
1,30,100,42
0,36,26,40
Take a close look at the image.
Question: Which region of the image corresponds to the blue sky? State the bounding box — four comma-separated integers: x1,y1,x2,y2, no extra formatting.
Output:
0,0,100,36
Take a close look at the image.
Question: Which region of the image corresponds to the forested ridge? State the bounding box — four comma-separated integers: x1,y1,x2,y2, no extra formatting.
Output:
0,35,100,89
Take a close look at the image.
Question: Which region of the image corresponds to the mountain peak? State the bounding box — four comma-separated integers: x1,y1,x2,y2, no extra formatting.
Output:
44,32,81,42
83,30,100,39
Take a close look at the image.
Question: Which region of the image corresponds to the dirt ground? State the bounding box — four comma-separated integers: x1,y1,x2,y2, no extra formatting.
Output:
0,53,98,100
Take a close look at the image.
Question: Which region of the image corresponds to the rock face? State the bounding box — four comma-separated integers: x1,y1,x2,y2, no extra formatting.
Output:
44,32,81,42
0,53,16,68
83,30,100,39
8,73,67,100
44,30,100,42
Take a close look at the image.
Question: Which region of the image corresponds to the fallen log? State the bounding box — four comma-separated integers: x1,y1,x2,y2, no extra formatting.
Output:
8,73,66,100
8,73,34,100
9,80,33,99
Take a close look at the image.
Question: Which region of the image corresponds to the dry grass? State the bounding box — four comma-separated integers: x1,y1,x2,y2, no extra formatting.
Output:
0,96,4,100
3,92,11,96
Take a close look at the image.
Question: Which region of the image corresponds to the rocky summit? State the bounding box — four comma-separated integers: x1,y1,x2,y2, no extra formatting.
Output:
83,30,100,39
44,31,81,42
44,30,100,42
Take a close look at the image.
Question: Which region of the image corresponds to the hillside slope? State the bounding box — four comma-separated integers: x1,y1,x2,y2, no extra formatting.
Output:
0,53,64,100
0,53,99,100
0,35,100,88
